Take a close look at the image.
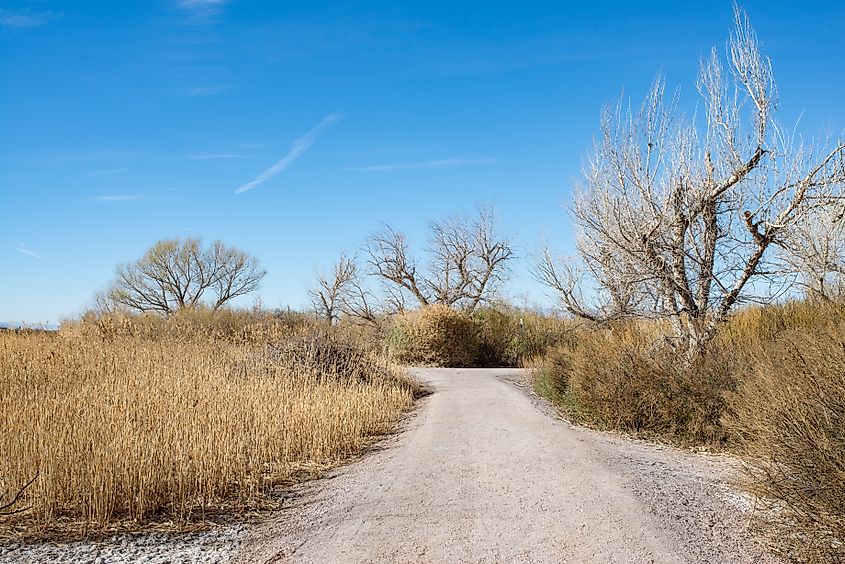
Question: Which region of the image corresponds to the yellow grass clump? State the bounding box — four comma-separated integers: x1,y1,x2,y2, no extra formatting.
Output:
0,322,419,537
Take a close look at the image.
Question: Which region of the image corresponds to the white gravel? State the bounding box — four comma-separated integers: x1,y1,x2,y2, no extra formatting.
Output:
0,524,248,563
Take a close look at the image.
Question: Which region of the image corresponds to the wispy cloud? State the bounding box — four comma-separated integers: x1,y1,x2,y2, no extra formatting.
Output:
346,157,500,172
17,243,41,259
90,195,142,202
85,167,129,177
0,9,58,29
33,149,142,167
235,114,343,194
175,0,227,18
184,84,232,97
184,153,251,160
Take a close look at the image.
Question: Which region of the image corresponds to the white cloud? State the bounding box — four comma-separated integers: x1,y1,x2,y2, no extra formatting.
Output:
90,195,142,202
235,113,343,194
17,244,41,259
184,85,232,97
85,168,129,177
184,153,251,160
346,157,500,172
176,0,228,17
0,9,57,29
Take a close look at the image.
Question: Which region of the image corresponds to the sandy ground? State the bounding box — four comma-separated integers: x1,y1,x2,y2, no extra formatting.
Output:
2,368,777,563
237,368,777,564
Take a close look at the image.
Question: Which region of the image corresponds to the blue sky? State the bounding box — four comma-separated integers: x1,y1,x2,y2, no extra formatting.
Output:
2,1,844,323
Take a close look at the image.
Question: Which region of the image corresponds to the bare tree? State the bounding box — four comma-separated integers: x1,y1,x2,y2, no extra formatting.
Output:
104,238,266,315
366,206,514,312
781,201,845,300
536,246,645,322
538,8,845,358
308,252,357,324
340,275,385,329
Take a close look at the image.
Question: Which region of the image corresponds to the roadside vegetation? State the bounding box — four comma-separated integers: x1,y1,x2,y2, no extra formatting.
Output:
0,310,420,538
526,8,845,561
529,301,845,561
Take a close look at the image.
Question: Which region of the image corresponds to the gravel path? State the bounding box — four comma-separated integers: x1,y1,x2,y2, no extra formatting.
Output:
237,368,776,563
2,368,776,563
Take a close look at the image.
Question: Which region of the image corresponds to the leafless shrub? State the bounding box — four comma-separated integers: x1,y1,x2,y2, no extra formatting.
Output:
726,316,845,562
555,322,733,445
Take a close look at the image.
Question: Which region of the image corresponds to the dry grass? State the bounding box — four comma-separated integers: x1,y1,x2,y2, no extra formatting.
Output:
0,314,420,538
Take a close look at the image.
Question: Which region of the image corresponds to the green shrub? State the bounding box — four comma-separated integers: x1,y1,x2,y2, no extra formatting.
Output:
473,308,519,367
530,342,576,412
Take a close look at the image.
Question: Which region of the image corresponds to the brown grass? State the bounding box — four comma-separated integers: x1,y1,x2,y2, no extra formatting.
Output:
0,314,419,538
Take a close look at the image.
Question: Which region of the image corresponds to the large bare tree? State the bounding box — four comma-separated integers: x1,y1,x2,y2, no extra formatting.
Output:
366,206,514,312
105,238,266,315
538,8,845,358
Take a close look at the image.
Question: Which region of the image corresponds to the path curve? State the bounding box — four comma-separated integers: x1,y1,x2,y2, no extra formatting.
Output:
238,368,775,564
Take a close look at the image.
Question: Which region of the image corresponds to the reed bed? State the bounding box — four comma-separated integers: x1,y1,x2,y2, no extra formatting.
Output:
0,323,419,538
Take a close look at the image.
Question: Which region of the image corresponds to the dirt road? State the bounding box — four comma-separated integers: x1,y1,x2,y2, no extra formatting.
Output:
239,368,775,564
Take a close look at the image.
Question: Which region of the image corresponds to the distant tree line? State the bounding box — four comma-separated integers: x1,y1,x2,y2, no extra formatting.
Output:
309,206,515,328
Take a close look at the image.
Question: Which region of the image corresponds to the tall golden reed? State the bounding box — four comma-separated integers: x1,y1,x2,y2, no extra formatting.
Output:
0,325,417,537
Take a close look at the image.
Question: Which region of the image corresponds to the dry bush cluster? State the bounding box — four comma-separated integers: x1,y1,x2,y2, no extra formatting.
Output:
551,324,732,445
386,305,480,367
385,304,572,368
725,308,845,561
0,314,419,538
472,308,574,368
532,300,845,561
